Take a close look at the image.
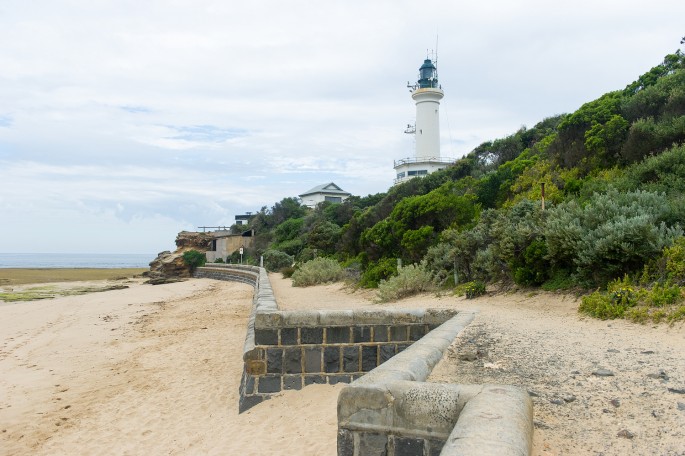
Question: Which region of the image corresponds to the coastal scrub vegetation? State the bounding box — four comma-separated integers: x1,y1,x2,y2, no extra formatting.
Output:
291,257,344,287
182,249,206,271
375,263,436,303
233,45,685,319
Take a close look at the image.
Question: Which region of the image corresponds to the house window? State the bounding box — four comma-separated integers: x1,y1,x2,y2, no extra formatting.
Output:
325,196,342,203
397,172,406,179
407,170,428,176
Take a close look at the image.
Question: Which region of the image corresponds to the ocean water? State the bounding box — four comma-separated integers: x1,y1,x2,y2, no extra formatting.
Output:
0,253,155,268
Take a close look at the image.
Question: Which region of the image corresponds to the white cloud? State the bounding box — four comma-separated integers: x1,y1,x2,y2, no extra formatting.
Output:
0,0,683,252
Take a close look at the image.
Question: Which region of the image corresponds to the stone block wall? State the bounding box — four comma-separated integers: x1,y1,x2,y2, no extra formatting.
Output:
239,309,456,412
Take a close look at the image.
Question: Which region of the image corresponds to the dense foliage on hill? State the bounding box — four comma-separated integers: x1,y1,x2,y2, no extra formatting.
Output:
234,48,685,318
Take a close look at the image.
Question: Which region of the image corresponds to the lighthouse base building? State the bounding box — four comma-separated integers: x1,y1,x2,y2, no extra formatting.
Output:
393,156,454,184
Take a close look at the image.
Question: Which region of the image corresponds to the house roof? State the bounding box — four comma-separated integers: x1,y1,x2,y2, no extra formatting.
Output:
299,182,351,197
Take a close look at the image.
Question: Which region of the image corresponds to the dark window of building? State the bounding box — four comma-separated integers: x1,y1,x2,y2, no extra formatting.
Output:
325,196,342,203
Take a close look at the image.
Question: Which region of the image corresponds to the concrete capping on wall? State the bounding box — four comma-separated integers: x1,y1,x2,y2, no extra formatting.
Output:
195,265,533,456
337,311,534,456
195,264,261,287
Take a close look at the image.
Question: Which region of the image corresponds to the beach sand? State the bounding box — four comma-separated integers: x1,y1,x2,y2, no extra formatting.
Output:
1,273,684,455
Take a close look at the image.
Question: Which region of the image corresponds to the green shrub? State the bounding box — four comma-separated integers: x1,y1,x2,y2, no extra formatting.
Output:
213,257,225,263
580,274,684,322
262,249,294,272
668,306,685,322
545,188,683,285
541,270,575,291
579,291,629,319
512,238,549,286
618,143,685,196
182,250,206,271
625,306,650,323
424,240,456,286
305,220,342,254
274,217,305,243
280,266,295,278
296,247,319,263
273,238,304,257
646,282,683,307
664,237,685,283
375,263,435,303
341,260,362,283
462,281,486,299
291,257,344,287
360,258,398,288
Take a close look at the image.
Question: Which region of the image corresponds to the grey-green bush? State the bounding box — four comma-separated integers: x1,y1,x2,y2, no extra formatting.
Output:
375,263,436,303
291,257,344,287
262,249,294,272
545,188,683,284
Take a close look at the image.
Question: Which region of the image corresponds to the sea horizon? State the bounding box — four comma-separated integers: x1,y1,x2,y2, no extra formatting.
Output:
0,253,156,269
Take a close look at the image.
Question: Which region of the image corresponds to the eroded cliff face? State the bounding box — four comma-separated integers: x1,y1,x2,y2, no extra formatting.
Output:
145,231,213,284
174,231,213,251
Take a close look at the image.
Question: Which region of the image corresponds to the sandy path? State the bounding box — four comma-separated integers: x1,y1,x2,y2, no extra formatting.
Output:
272,275,685,455
415,292,685,456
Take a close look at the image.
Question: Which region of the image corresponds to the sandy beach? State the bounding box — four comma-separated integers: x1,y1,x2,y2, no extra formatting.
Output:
1,273,684,455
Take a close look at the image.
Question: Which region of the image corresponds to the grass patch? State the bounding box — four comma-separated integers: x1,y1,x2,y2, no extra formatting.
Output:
0,268,146,286
0,284,130,302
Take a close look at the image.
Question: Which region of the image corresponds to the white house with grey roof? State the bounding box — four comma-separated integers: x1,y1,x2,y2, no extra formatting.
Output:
298,183,351,208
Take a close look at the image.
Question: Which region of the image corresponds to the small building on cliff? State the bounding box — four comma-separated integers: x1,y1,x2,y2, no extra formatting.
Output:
205,229,254,263
298,182,351,208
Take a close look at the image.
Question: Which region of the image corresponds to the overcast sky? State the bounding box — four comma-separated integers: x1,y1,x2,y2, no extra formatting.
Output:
0,1,682,254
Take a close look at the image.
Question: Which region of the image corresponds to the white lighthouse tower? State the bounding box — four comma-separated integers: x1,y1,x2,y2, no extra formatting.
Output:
394,55,454,184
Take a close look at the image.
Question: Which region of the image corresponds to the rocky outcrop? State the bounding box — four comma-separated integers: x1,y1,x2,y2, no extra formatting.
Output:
146,251,190,282
175,231,213,250
145,231,214,284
